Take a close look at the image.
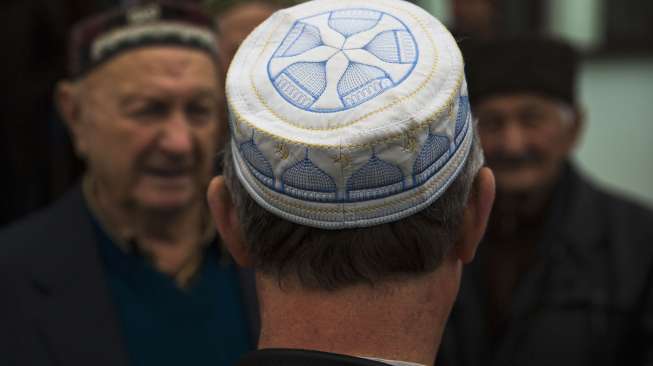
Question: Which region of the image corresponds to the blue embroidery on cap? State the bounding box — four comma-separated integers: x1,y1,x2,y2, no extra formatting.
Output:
275,23,324,57
413,133,450,186
346,153,405,201
281,150,338,202
328,8,381,37
240,138,275,189
455,95,470,146
284,62,328,99
268,8,419,113
365,30,417,64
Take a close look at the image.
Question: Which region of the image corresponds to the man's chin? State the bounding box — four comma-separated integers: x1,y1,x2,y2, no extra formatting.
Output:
134,188,198,213
135,176,201,206
494,171,546,195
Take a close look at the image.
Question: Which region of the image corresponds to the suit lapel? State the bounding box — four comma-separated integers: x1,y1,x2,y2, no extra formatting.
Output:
29,187,129,366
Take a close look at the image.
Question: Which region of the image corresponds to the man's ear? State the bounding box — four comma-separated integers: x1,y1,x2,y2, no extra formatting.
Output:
207,176,254,267
56,81,88,156
456,167,495,264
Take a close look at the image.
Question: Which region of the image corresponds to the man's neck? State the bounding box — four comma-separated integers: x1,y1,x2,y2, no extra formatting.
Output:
85,176,208,286
486,184,555,245
255,269,459,366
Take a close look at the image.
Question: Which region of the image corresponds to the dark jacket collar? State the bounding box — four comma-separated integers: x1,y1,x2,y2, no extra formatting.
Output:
27,185,260,364
445,163,610,366
27,186,130,366
549,163,606,258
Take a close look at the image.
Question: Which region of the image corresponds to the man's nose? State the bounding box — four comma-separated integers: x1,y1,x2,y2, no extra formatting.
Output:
500,122,528,154
160,112,193,155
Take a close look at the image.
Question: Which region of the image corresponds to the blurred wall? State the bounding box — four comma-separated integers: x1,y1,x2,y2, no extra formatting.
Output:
420,0,653,207
576,59,653,206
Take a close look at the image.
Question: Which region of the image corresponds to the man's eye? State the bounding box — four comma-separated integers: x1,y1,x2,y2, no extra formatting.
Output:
186,102,215,122
519,111,546,128
130,103,168,119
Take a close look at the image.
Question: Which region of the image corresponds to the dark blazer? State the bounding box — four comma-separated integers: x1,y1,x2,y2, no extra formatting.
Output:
237,349,395,366
0,186,259,366
439,164,653,366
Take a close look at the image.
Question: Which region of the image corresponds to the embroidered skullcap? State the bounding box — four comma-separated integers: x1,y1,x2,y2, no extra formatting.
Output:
69,1,217,78
460,36,579,105
227,0,473,229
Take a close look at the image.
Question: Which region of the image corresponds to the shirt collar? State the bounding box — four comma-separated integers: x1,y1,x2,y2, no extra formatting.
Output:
362,356,426,366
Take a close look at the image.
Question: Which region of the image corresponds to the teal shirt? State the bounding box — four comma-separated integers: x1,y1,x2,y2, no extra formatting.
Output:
92,219,253,366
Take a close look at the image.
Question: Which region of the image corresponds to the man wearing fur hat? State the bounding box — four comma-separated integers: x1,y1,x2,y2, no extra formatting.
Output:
439,37,653,366
208,0,495,365
0,3,257,366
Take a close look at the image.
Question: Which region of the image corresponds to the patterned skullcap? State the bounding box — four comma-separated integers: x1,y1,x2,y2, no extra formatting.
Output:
227,0,473,229
69,1,217,78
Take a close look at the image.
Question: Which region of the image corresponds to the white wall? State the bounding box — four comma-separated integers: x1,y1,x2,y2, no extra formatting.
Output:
575,59,653,206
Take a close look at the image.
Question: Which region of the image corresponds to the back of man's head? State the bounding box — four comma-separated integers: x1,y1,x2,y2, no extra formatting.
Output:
208,1,495,363
210,0,494,291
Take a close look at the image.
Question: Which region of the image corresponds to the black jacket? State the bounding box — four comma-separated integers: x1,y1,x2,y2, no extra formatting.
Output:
439,165,653,366
0,186,259,366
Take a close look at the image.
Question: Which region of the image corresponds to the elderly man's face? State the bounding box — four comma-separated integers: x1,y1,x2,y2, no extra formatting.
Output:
475,94,580,194
69,47,222,212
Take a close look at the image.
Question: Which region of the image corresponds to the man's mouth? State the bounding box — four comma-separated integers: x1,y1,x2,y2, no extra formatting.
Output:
142,166,192,178
486,153,542,171
489,160,537,171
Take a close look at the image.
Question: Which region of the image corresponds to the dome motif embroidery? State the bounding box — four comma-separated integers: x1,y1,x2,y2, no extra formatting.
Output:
413,133,450,186
281,152,338,202
347,154,405,201
268,8,419,113
240,139,275,188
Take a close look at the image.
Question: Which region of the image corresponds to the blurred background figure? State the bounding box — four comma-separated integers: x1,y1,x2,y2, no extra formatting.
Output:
0,0,205,228
438,36,653,366
418,0,653,208
206,0,302,78
215,1,281,67
0,2,257,366
450,0,499,39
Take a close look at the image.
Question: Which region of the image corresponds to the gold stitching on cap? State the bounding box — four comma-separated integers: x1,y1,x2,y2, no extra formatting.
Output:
402,131,418,152
274,143,290,160
332,152,352,168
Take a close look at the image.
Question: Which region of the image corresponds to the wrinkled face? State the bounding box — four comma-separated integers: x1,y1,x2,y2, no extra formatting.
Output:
73,47,223,213
475,94,580,194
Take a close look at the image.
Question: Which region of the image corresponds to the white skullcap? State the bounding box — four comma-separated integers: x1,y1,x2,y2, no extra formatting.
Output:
226,0,472,229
